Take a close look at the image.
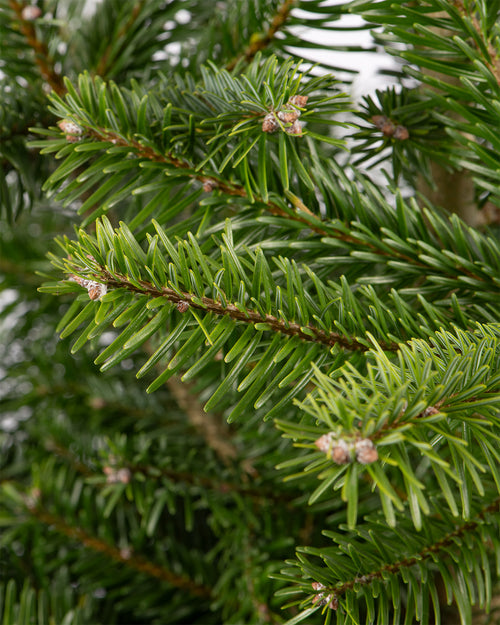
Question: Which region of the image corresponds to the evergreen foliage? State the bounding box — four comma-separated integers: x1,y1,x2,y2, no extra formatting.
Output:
1,1,500,623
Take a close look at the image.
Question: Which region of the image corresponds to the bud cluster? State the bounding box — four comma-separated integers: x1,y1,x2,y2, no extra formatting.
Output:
311,582,338,610
262,94,308,136
372,115,409,140
70,275,108,301
315,432,378,465
58,119,84,143
103,466,131,484
422,405,439,417
21,5,42,20
202,178,218,193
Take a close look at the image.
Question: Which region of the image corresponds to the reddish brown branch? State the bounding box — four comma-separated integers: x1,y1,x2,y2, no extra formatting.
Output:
70,103,494,293
9,0,65,95
323,496,500,602
226,0,295,71
88,126,252,201
87,128,482,282
94,0,147,77
31,507,212,597
96,268,389,352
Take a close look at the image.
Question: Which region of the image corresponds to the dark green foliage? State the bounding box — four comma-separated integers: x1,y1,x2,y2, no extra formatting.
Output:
352,0,500,206
351,87,448,186
2,1,500,624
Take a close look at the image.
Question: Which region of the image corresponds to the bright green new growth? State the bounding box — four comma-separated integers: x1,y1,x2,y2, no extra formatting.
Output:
2,1,500,624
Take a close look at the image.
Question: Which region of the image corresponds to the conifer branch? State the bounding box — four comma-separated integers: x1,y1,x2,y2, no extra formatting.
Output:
372,392,498,441
226,0,295,71
94,0,147,78
319,496,500,604
88,126,250,200
8,0,65,95
164,376,241,466
94,266,388,352
79,127,499,293
5,2,500,621
45,440,296,507
452,1,500,87
29,506,212,598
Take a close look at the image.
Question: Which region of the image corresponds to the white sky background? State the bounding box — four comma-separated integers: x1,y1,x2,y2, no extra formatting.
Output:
289,2,400,99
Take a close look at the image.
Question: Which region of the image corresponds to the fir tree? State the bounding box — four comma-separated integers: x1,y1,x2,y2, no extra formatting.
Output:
1,1,500,624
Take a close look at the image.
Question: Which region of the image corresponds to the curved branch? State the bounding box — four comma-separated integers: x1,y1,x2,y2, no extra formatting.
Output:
84,127,499,294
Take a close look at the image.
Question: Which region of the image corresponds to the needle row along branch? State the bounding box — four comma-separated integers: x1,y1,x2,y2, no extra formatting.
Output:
28,505,211,598
47,439,296,507
8,0,66,94
311,496,500,608
97,267,379,353
34,64,500,303
55,117,500,299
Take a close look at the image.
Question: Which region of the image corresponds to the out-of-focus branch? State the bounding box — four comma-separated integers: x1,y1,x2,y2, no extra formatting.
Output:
8,0,66,95
226,0,295,71
165,376,240,467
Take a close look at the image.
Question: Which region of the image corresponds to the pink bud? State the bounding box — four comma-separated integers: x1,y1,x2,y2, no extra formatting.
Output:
355,439,378,464
22,6,42,20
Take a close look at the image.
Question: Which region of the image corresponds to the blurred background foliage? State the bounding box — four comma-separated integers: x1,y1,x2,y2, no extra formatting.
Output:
2,1,500,624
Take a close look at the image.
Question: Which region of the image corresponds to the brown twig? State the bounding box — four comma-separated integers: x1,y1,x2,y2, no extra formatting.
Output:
88,126,418,264
88,127,254,202
30,506,212,597
165,376,241,466
86,127,496,289
94,0,147,77
95,267,391,352
323,496,500,603
8,0,66,95
226,0,296,71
